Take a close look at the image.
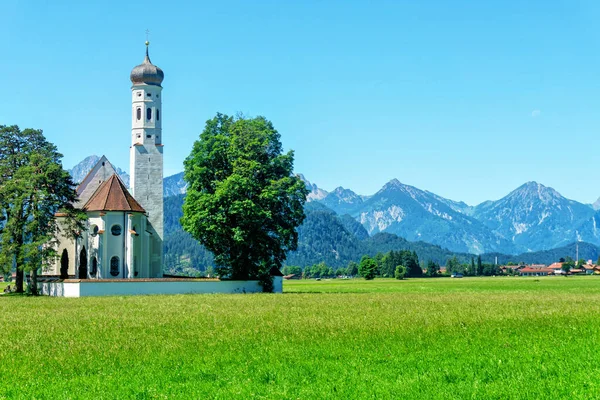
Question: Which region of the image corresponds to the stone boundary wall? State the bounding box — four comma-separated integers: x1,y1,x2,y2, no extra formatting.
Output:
39,277,283,297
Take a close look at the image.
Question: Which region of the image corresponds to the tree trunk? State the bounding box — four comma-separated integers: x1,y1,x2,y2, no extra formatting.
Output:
15,268,24,293
14,232,24,293
30,268,38,296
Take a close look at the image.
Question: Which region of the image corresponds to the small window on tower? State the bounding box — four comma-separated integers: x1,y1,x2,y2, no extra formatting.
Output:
147,92,151,97
147,135,151,139
147,108,152,120
136,108,141,121
137,92,142,97
157,109,160,121
156,94,159,98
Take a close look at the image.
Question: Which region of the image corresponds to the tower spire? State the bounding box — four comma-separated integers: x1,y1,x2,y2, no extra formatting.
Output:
145,29,150,60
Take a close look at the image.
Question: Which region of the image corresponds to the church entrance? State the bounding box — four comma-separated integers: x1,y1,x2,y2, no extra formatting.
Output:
60,249,69,279
79,247,88,279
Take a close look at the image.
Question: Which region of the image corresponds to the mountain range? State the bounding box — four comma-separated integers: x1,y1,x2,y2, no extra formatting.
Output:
68,155,600,259
299,175,600,255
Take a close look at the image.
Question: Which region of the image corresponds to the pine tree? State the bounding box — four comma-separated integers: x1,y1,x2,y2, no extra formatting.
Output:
0,125,85,293
476,255,483,276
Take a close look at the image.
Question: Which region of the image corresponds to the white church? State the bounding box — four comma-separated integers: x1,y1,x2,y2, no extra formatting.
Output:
42,42,282,296
47,41,164,281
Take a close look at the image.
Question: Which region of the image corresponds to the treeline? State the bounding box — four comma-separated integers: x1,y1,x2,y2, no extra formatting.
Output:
283,251,514,279
284,250,427,279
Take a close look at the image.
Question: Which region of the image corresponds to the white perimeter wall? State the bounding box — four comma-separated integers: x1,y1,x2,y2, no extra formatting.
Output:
39,279,282,297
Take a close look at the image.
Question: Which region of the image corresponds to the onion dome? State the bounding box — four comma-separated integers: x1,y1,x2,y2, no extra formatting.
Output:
130,41,164,86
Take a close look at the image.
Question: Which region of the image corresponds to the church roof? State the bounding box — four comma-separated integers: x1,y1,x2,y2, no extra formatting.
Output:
130,42,164,86
82,174,145,213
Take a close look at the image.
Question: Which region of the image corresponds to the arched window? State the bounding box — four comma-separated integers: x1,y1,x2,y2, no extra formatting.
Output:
110,256,119,277
91,225,99,237
60,249,69,279
90,256,98,277
146,107,152,120
111,225,122,236
79,247,88,279
136,108,141,121
156,109,160,121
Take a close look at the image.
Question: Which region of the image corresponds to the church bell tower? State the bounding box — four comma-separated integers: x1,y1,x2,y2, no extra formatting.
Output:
129,41,164,277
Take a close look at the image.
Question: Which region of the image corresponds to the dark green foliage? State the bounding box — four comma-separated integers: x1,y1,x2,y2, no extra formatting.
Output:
468,257,476,276
477,255,483,276
480,242,599,266
426,260,440,277
0,125,85,293
347,261,359,276
303,262,335,279
445,256,464,275
402,250,422,277
562,257,575,275
281,265,302,276
359,256,377,280
338,214,369,240
394,265,406,280
181,114,307,280
286,203,363,268
164,194,214,275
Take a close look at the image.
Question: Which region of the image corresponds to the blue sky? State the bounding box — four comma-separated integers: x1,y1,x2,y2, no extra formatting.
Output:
1,0,600,205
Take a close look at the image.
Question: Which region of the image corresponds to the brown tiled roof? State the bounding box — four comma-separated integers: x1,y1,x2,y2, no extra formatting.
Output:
82,174,145,213
520,267,553,273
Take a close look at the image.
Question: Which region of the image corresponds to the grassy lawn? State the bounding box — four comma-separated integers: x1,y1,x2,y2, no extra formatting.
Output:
1,276,600,399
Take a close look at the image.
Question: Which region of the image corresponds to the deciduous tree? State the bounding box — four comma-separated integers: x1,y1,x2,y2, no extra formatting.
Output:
359,256,377,280
182,114,308,288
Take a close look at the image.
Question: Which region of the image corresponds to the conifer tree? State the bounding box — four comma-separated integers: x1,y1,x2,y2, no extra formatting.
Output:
0,125,85,294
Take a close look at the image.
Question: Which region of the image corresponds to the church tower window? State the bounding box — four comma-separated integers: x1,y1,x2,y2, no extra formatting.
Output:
110,257,120,277
147,107,152,120
136,108,141,121
157,109,160,121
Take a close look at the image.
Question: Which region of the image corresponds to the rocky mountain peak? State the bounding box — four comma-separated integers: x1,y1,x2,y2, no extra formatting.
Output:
508,181,563,205
298,173,329,201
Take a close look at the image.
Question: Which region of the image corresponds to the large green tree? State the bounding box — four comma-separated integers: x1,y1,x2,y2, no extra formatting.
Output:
359,255,377,280
0,125,85,294
181,114,308,285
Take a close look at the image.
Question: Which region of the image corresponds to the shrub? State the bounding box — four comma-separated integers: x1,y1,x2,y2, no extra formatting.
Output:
395,265,406,280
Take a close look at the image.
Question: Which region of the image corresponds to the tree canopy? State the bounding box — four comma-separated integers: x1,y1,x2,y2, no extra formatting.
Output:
181,114,308,283
0,125,85,293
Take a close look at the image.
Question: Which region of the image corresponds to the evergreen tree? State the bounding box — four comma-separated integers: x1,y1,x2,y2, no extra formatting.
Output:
347,261,359,277
426,260,440,277
469,257,476,276
0,125,85,294
476,255,483,276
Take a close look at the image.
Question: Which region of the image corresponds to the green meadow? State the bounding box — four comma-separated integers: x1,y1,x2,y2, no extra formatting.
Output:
2,276,600,399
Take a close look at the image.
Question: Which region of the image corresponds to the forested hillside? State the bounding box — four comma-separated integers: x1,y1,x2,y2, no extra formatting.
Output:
165,195,493,272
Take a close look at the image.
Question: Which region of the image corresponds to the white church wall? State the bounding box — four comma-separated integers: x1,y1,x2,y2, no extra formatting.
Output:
46,218,76,276
39,279,280,297
104,212,127,279
39,281,80,297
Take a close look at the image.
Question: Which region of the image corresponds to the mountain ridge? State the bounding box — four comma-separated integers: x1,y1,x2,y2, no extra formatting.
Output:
69,155,600,256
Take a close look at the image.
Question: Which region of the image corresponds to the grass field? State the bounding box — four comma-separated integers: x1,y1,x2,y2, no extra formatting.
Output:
2,276,600,399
